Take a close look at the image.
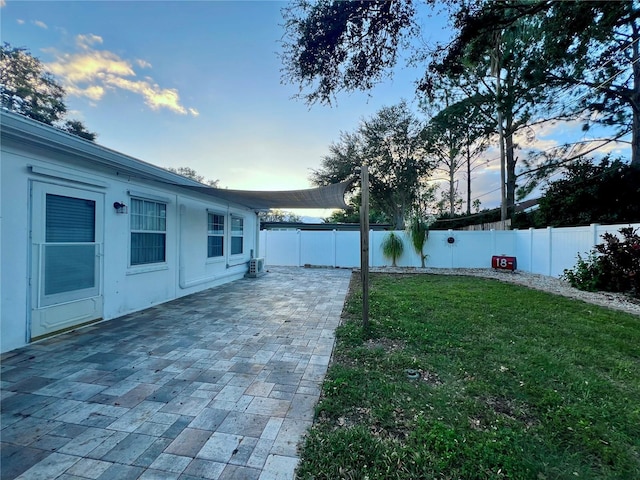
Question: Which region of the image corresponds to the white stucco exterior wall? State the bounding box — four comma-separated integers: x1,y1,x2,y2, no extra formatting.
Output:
1,118,257,353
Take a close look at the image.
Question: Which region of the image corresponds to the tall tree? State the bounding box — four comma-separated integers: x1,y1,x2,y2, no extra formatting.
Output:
0,43,96,140
430,14,554,220
441,1,640,166
282,0,640,223
311,101,434,229
361,102,434,228
421,77,491,216
531,1,639,167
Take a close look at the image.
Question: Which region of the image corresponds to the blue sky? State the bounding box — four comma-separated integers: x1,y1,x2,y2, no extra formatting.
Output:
1,1,630,219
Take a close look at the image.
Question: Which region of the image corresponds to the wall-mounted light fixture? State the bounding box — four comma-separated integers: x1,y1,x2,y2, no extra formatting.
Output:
113,201,128,214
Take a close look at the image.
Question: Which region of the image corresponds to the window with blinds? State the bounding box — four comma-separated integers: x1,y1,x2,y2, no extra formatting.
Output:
130,198,166,265
44,194,96,296
207,212,224,258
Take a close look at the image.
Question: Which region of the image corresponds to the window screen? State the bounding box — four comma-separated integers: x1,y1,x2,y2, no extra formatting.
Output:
207,213,224,258
131,198,166,265
231,216,243,255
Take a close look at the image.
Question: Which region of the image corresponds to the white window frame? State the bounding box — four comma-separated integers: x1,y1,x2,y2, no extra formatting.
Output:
129,197,167,267
207,211,225,260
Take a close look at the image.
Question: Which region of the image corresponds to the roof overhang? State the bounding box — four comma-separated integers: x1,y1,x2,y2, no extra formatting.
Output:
1,111,350,211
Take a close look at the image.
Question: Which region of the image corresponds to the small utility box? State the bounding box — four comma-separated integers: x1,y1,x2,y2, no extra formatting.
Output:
492,255,517,271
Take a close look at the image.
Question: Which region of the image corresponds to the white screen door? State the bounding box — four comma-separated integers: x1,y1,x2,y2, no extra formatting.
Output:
31,182,104,339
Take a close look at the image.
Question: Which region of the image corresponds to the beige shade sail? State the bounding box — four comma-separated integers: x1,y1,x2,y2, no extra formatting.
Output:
181,180,352,210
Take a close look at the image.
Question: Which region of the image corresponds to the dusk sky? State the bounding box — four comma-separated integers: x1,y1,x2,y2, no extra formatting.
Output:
1,1,630,219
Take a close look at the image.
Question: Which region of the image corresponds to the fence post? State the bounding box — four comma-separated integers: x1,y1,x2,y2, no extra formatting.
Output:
332,229,337,268
528,227,534,274
297,229,301,267
491,228,496,256
547,226,553,276
591,223,600,248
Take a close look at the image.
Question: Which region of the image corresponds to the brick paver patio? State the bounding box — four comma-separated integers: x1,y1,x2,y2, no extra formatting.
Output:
0,267,351,480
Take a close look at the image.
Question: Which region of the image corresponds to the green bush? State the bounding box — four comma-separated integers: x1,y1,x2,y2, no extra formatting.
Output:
563,227,640,298
596,227,640,296
562,252,603,292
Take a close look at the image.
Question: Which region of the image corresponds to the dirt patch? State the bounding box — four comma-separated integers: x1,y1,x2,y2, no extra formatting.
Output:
364,338,406,353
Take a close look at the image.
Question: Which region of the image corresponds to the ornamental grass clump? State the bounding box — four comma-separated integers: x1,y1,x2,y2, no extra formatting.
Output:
405,215,433,268
381,231,404,267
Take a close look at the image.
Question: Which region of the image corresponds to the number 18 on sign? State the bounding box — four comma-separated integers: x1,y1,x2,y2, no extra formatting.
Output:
492,255,517,271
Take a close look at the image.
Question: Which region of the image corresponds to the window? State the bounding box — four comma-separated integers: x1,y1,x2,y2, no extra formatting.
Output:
207,213,224,258
231,216,244,255
44,194,96,295
130,198,166,265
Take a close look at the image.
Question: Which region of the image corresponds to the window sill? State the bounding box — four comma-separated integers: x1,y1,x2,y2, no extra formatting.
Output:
206,257,225,265
126,264,169,276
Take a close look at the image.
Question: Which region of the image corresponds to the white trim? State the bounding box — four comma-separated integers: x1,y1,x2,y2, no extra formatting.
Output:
29,165,108,188
127,190,172,203
126,264,169,275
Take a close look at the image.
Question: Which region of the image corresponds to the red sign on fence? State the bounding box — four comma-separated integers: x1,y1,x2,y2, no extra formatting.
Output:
492,255,517,271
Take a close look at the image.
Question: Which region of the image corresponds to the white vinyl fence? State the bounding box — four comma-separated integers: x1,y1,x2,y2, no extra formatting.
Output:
259,223,640,278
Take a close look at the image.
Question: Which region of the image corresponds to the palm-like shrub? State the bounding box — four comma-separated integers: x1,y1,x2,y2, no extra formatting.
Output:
381,232,404,267
406,216,430,267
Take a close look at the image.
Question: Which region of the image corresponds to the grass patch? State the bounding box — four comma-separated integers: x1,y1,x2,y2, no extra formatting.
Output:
296,273,640,479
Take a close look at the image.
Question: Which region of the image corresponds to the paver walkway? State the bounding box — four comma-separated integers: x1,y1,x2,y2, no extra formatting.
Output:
1,266,352,480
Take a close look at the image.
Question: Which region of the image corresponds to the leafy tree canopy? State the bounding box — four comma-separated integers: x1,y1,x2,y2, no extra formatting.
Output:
0,42,96,141
534,157,640,227
436,1,640,166
281,0,418,105
166,166,219,187
259,209,301,223
311,101,435,229
282,0,639,227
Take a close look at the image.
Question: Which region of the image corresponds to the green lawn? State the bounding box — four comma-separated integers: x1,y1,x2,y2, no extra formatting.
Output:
296,274,640,480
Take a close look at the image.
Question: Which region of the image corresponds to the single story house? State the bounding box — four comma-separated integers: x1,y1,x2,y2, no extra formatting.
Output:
0,111,349,353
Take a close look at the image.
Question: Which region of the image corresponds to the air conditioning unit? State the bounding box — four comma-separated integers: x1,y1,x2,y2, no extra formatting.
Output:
246,257,266,278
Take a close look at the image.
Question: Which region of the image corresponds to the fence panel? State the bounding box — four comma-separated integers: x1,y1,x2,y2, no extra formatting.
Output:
260,223,640,276
549,226,594,277
335,231,361,268
300,231,335,267
514,229,533,273
262,230,299,266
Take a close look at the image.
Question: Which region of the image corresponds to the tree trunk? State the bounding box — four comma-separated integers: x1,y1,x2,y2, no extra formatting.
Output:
631,18,640,167
497,106,507,223
633,106,640,168
505,128,517,218
466,130,472,215
449,156,456,217
394,209,404,230
494,32,507,225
